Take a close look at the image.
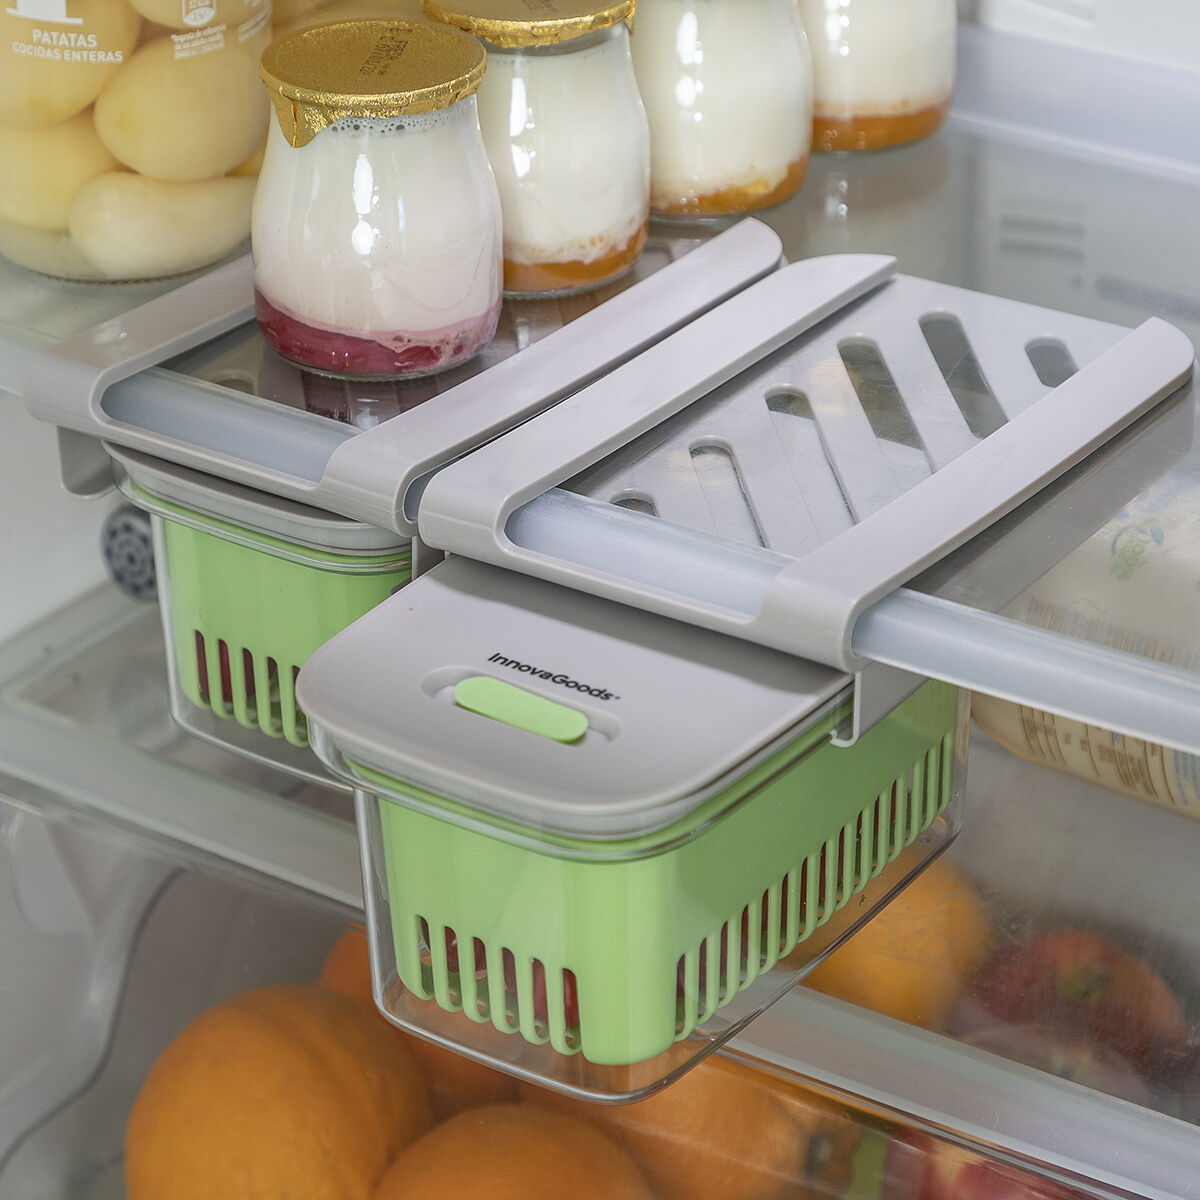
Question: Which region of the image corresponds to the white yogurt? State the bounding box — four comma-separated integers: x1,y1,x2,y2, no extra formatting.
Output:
475,25,650,294
797,0,956,149
630,0,812,218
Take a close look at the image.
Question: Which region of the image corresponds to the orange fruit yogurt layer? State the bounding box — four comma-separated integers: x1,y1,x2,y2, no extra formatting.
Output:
652,157,809,220
813,100,952,154
503,220,648,296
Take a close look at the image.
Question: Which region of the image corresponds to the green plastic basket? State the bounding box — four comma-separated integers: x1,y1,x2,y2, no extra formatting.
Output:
146,487,412,747
357,679,959,1066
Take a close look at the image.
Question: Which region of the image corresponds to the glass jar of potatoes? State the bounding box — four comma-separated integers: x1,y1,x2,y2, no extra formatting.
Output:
0,0,272,282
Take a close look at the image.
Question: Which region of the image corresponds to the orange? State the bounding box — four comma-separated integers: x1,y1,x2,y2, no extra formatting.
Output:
124,983,431,1200
319,924,378,1009
319,925,519,1120
524,1053,863,1200
802,854,995,1031
372,1103,656,1200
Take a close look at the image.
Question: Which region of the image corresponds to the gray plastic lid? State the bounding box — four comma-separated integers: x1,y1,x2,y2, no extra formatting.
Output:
296,556,851,839
107,443,410,556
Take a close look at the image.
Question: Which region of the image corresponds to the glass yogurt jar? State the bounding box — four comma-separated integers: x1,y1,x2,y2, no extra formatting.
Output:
253,19,503,378
630,0,813,221
422,0,650,297
797,0,957,152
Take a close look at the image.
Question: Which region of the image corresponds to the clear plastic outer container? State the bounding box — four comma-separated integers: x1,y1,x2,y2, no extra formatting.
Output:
423,0,650,297
630,0,813,220
107,445,411,779
296,555,968,1098
797,0,956,153
253,18,503,377
0,0,272,282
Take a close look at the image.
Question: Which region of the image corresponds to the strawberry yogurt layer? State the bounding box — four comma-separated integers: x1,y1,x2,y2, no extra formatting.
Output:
796,0,956,152
254,288,503,379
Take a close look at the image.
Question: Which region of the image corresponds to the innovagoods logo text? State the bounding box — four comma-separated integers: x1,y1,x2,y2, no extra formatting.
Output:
487,653,618,701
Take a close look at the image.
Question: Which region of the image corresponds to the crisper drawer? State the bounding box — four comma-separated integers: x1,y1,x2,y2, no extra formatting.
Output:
0,795,1154,1200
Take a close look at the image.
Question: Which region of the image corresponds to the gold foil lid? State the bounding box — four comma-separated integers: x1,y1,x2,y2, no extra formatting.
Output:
421,0,636,48
261,19,487,147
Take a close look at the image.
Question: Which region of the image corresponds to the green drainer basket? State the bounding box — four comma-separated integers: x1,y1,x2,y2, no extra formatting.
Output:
360,680,959,1066
153,499,411,747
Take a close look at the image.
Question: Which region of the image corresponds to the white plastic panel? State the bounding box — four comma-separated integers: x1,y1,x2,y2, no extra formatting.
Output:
0,398,114,644
972,0,1200,72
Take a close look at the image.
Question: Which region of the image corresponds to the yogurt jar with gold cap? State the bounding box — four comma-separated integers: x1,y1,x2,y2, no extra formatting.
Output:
797,0,956,152
631,0,813,221
422,0,649,297
253,18,503,378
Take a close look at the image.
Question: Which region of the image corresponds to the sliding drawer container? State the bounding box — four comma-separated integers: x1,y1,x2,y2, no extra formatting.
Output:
109,445,411,786
297,556,966,1098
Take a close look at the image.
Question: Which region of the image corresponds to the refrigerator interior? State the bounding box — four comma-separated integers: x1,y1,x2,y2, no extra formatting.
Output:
2,15,1200,1200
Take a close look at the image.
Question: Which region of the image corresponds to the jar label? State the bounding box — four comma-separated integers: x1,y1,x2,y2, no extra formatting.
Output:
169,2,269,60
6,0,128,63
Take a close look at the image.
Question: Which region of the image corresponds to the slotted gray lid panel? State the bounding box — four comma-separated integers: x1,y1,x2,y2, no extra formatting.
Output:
415,259,1198,751
568,275,1134,547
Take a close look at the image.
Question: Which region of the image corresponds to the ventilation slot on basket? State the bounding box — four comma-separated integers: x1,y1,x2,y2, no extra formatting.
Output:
414,918,581,1054
672,732,953,1039
190,632,308,745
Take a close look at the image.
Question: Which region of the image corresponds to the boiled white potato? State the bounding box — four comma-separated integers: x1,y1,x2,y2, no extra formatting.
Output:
0,218,104,279
0,0,141,128
135,20,175,44
229,136,266,177
126,0,266,31
0,113,119,231
93,31,269,181
69,171,255,279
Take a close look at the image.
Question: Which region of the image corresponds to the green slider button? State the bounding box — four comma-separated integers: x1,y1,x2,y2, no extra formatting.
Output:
453,675,589,744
